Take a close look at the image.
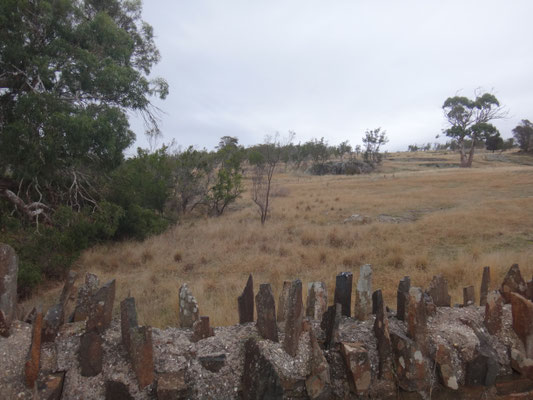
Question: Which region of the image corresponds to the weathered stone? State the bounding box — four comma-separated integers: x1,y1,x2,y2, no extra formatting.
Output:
36,372,65,400
321,303,341,349
373,289,393,380
426,274,451,307
242,337,284,399
463,285,475,306
501,264,527,303
406,287,427,351
199,353,226,372
306,281,327,320
510,293,533,358
0,243,18,337
424,292,437,316
120,297,138,354
255,283,278,342
130,325,154,389
397,276,411,321
484,290,504,335
390,330,431,393
334,272,353,317
191,316,214,342
283,279,304,357
23,306,37,324
178,283,199,328
340,342,371,395
79,331,103,376
527,280,533,301
480,266,491,306
435,342,459,390
495,374,533,396
59,270,78,319
277,280,291,322
157,371,188,400
354,264,372,320
73,272,99,322
238,274,254,324
86,279,116,333
305,329,331,399
42,303,64,342
105,381,133,400
463,321,500,387
25,308,43,388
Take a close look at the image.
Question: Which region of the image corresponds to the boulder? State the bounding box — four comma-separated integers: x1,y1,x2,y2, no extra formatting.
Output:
283,279,304,357
334,272,353,317
255,283,278,342
179,283,199,328
426,274,451,307
354,264,372,321
238,274,254,324
0,244,18,337
306,282,327,320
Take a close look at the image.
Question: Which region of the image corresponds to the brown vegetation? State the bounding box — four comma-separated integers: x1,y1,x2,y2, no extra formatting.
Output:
23,151,533,327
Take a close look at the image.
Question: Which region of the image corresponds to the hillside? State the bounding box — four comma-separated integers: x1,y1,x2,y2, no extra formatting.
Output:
22,151,533,328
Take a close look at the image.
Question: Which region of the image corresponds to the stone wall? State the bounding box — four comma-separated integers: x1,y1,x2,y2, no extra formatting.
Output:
1,243,533,399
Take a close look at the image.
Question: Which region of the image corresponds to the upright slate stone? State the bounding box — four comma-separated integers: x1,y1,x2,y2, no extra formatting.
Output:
0,243,18,337
406,287,427,351
500,264,527,303
277,280,291,322
86,279,116,333
120,297,138,354
130,326,155,389
238,274,254,324
179,283,199,328
191,316,214,342
464,323,500,387
396,276,410,321
305,328,331,399
25,307,43,388
354,265,372,321
373,289,393,380
484,290,504,335
73,273,99,322
283,279,303,357
480,266,491,307
42,303,64,342
255,283,278,342
306,282,327,320
334,272,353,317
426,275,451,307
463,286,475,306
321,303,341,349
79,331,103,376
59,270,78,319
510,293,533,358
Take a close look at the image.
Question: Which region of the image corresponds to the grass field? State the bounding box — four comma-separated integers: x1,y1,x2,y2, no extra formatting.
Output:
23,150,533,327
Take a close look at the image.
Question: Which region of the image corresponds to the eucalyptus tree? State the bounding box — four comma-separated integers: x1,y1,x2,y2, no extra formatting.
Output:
0,0,168,224
442,91,506,167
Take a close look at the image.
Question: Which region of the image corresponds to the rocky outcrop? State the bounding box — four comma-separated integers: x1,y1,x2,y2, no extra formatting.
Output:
2,252,533,399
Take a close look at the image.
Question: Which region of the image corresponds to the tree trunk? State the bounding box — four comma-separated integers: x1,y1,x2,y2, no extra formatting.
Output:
465,139,476,167
459,140,468,167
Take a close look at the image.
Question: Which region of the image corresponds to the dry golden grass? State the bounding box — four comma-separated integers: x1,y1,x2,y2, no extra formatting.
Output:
23,151,533,328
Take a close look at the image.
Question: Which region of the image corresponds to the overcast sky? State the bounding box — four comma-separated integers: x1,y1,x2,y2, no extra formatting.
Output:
128,1,533,153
